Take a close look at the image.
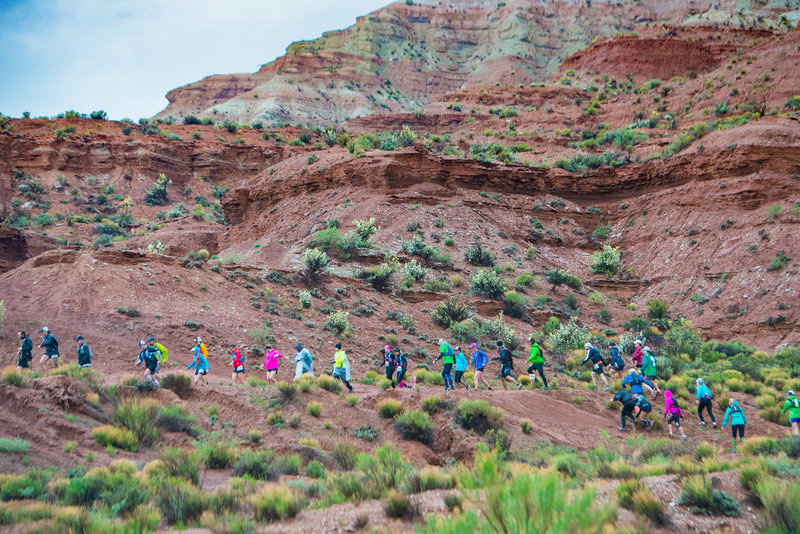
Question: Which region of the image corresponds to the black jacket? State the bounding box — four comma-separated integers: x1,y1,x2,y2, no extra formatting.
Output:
493,347,514,368
19,336,33,357
77,344,92,366
41,333,59,356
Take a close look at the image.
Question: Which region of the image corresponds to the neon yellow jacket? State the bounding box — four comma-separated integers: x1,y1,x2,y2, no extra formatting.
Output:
334,350,347,368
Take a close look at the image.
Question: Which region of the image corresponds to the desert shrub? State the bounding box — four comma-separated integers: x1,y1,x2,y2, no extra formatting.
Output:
297,374,314,392
662,320,702,360
357,263,395,290
590,245,621,277
156,477,205,524
113,398,160,447
695,441,719,461
155,406,199,437
0,470,50,501
455,399,504,434
464,243,495,266
520,419,533,434
777,436,800,459
377,399,404,419
276,381,297,399
346,394,358,406
233,449,276,480
305,461,326,479
333,444,357,470
444,494,463,511
322,310,352,337
160,447,201,485
470,268,508,299
384,490,416,518
303,247,330,276
741,437,778,456
356,442,411,494
144,173,171,206
197,432,238,469
639,437,690,462
394,410,434,445
402,259,429,282
272,454,302,476
548,317,591,352
268,411,285,427
432,296,472,328
756,477,800,533
421,395,441,414
307,401,322,417
354,425,379,441
160,373,191,398
738,463,765,491
678,475,740,516
502,291,527,319
647,298,669,319
404,468,456,494
0,437,30,453
545,268,583,290
317,374,343,394
631,484,667,524
92,425,138,451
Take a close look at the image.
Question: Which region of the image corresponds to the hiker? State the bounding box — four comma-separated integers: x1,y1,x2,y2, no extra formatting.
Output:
471,343,492,390
378,345,396,386
151,336,169,375
663,390,686,440
781,390,800,436
640,346,660,399
580,342,609,391
16,331,33,371
695,378,717,427
631,339,644,368
633,394,653,429
38,326,59,373
76,336,92,367
622,368,656,398
187,339,210,386
721,399,747,452
196,336,207,360
453,346,471,391
614,389,637,431
291,343,314,378
492,340,523,390
230,343,246,385
262,344,283,384
393,348,410,387
135,339,159,386
608,341,625,380
526,337,549,390
433,338,455,391
331,342,353,392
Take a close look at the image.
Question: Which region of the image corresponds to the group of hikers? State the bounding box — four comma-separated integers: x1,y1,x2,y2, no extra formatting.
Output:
13,327,800,446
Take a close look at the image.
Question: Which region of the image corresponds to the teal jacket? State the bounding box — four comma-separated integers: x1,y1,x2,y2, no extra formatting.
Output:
722,401,747,427
454,351,468,372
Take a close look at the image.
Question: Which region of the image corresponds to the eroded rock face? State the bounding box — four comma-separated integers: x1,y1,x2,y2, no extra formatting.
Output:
156,0,791,125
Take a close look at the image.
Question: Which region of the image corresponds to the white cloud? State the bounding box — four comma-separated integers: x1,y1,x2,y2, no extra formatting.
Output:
0,0,389,119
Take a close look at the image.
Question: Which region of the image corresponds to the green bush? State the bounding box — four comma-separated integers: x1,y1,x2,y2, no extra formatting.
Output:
503,291,527,318
333,443,357,470
357,263,395,290
455,400,504,434
303,247,330,277
470,268,508,299
0,470,49,501
590,245,621,277
394,410,434,445
431,296,472,328
384,490,416,518
0,437,30,453
307,401,322,417
322,311,351,338
647,298,669,319
678,475,740,516
250,485,305,522
354,425,379,441
545,269,583,290
464,243,495,266
113,398,160,447
197,432,238,469
377,399,404,419
317,374,343,394
92,425,138,452
421,395,441,414
548,317,590,352
160,447,201,485
756,477,800,533
144,173,171,206
155,406,199,437
160,373,192,398
233,449,276,480
276,381,297,399
156,476,205,524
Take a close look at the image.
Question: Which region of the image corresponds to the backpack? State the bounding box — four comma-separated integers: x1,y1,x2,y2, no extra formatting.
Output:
630,373,642,386
199,343,208,358
792,398,800,409
50,335,59,352
446,345,454,357
672,399,682,417
730,403,741,413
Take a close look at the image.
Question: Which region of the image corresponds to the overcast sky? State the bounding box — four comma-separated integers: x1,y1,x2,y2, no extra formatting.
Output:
0,0,390,120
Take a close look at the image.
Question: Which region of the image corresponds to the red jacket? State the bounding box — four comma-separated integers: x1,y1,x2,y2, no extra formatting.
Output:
631,346,643,366
231,348,244,367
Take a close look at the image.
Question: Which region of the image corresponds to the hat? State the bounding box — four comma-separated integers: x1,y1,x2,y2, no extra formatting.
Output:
137,340,145,347
788,391,796,397
629,368,636,374
585,343,592,349
607,341,615,346
385,345,391,353
643,346,651,352
634,339,642,345
696,378,704,385
295,344,302,350
195,336,202,343
40,326,49,333
75,336,83,341
229,343,236,348
496,340,504,347
393,348,401,353
455,346,461,352
470,343,478,348
265,344,272,349
335,342,342,349
147,337,155,342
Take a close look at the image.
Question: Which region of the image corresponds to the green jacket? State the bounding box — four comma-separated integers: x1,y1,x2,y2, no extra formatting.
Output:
641,352,657,377
527,343,544,364
439,343,454,365
782,396,800,419
722,401,747,427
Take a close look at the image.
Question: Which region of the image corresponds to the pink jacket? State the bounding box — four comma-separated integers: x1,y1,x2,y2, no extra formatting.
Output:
631,346,644,366
263,349,283,370
663,391,682,416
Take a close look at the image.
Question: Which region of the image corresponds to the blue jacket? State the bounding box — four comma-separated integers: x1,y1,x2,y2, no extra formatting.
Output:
187,346,209,370
454,351,469,372
696,385,712,400
622,373,654,395
472,350,488,370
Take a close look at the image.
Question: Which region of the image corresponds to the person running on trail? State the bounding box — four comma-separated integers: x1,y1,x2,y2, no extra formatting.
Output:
331,342,353,392
76,336,92,368
614,389,637,431
633,393,653,429
640,346,660,399
608,342,625,380
695,378,717,427
721,399,747,452
135,339,160,386
581,343,609,391
781,390,800,436
38,326,59,374
492,340,523,390
230,343,246,385
471,343,492,390
453,346,471,391
393,348,411,388
378,345,396,387
16,331,33,371
262,344,283,384
433,339,456,391
187,340,209,386
526,337,549,390
291,344,314,378
663,390,686,440
621,368,656,399
631,339,644,369
149,336,168,376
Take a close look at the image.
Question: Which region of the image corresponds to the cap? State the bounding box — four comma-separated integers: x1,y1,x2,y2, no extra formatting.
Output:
470,343,478,348
585,343,592,349
147,337,155,342
455,347,461,352
696,378,704,385
335,342,342,349
40,326,49,332
195,336,202,343
229,343,236,348
265,344,272,349
634,339,642,345
75,336,83,341
788,390,796,396
628,368,636,374
607,341,615,346
496,340,504,347
643,346,651,352
138,340,145,347
295,344,302,350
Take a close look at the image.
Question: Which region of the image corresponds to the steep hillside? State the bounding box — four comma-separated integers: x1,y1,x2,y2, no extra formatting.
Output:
156,0,798,126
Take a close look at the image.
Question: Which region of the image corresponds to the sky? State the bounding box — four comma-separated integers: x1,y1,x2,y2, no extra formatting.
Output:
0,0,391,120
